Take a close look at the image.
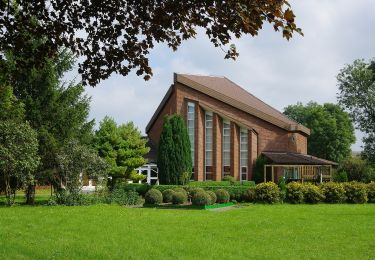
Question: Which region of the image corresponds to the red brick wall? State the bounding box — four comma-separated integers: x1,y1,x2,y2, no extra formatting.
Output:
147,82,308,181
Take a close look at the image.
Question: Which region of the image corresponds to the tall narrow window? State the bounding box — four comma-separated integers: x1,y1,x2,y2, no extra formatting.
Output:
240,128,248,181
205,112,213,180
187,102,195,177
222,120,231,177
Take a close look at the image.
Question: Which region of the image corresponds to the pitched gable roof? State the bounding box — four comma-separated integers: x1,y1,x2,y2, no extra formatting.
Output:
262,151,338,165
146,73,310,135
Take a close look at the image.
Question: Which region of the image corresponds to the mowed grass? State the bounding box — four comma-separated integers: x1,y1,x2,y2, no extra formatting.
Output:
1,204,375,259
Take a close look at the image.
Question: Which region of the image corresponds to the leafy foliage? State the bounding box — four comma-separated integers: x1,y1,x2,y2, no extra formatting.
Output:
337,59,375,164
286,182,304,204
206,191,217,205
0,1,302,86
157,115,192,185
162,189,175,203
255,182,280,204
172,192,187,205
367,182,375,203
191,190,211,206
303,183,325,204
284,102,355,162
215,189,230,204
338,157,375,183
56,140,108,195
95,116,149,182
320,182,346,203
144,189,163,205
343,182,368,204
0,120,40,205
252,155,269,184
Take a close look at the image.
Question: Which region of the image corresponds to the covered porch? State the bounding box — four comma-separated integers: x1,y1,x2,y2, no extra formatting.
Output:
262,152,337,183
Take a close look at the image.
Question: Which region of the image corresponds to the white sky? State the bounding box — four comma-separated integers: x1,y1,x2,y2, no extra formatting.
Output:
68,0,375,151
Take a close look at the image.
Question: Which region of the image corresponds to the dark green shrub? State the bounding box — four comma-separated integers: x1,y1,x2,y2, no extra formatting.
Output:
203,186,249,201
172,192,188,205
278,177,287,201
206,190,217,204
367,182,375,203
145,189,163,205
320,182,345,203
188,187,205,199
162,189,175,203
242,188,256,202
255,182,280,204
286,182,305,204
333,170,348,183
343,182,367,204
111,189,143,206
303,183,324,204
192,191,211,206
152,185,183,193
215,189,230,204
173,187,188,197
252,156,269,184
338,157,375,183
222,175,236,184
188,181,255,187
122,183,151,196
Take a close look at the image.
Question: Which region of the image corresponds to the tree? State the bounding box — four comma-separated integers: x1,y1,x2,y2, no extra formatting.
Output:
157,114,192,185
56,140,108,196
337,59,375,164
0,120,40,206
0,85,25,122
284,102,355,162
1,39,95,192
0,1,302,86
95,117,149,185
337,157,375,183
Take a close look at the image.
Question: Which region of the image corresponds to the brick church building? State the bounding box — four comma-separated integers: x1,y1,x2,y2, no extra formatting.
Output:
144,73,335,183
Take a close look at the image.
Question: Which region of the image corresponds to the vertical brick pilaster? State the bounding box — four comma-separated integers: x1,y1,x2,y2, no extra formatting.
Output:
231,122,240,180
249,131,258,181
195,105,205,181
213,113,222,181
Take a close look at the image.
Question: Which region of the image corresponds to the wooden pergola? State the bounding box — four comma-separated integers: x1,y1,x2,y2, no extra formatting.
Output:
263,164,333,183
261,152,337,183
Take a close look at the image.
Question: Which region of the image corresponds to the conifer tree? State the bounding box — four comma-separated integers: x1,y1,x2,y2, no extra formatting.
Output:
157,114,192,185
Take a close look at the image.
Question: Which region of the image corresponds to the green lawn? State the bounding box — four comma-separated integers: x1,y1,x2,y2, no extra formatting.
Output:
1,204,375,259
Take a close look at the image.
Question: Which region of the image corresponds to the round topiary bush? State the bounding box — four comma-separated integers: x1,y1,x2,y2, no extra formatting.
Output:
191,190,211,206
189,187,205,199
144,189,163,205
173,187,188,197
215,189,230,204
303,183,324,204
343,181,368,204
286,182,305,204
242,188,256,202
162,189,175,203
172,192,188,205
206,190,217,205
319,182,345,203
255,182,280,204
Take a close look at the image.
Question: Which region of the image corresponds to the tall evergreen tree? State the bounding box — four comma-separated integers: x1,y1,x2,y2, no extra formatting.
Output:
0,34,94,193
158,114,192,185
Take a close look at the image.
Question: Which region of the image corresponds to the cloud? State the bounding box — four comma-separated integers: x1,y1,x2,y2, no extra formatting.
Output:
69,0,374,151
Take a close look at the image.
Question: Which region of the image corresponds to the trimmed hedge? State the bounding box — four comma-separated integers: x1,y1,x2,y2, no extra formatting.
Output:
188,181,255,187
286,182,305,204
343,182,367,204
242,188,256,202
367,182,375,203
320,182,345,203
206,190,217,204
121,183,151,196
303,183,324,204
192,191,211,206
162,189,175,203
255,182,280,204
172,192,188,205
145,189,163,205
215,189,230,204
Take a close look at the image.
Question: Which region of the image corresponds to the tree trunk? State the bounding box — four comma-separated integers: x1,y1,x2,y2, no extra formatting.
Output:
25,184,36,205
